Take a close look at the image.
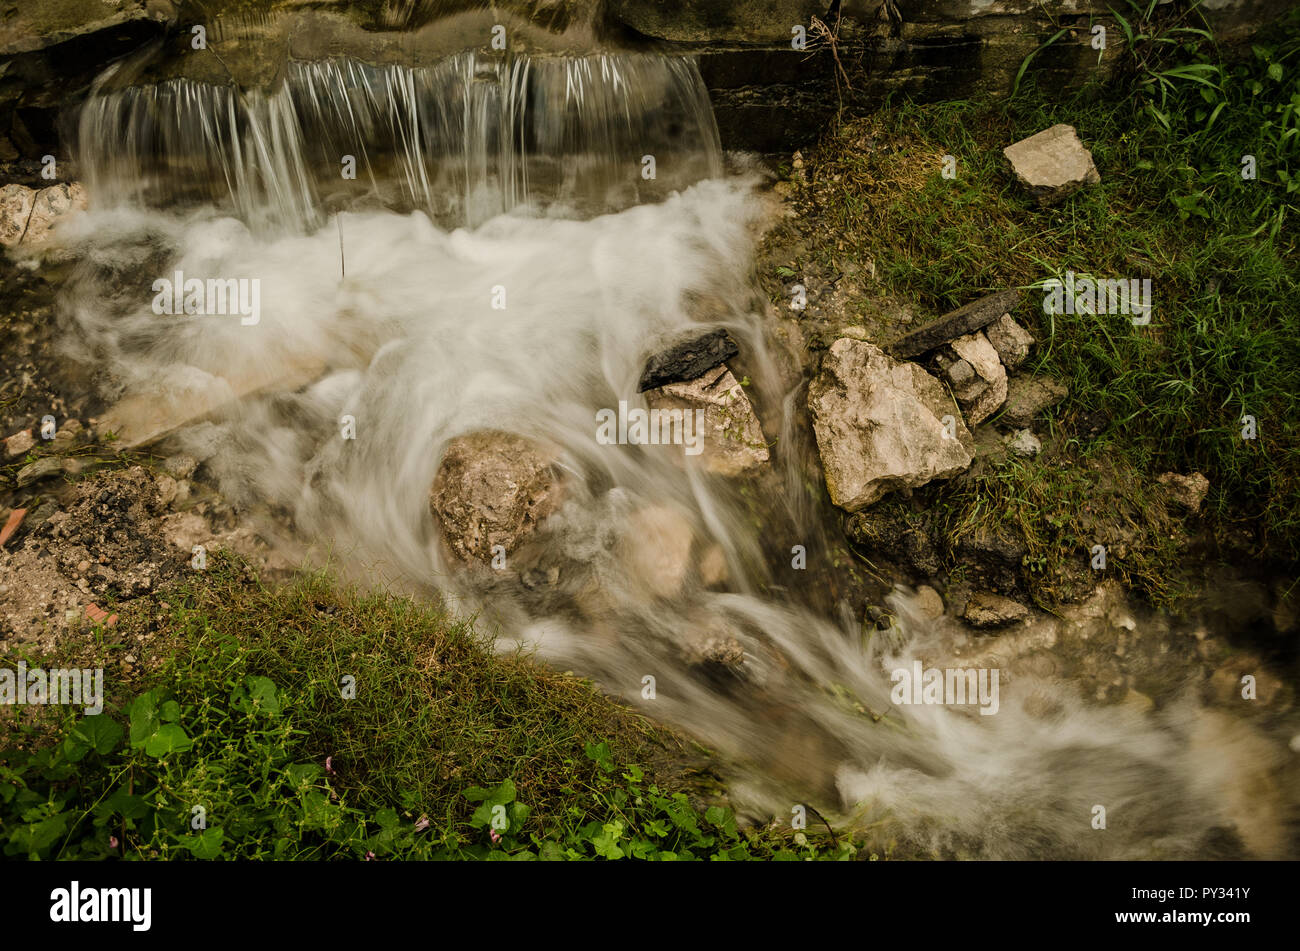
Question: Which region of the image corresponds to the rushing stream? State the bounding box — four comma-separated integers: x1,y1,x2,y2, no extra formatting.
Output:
51,47,1298,859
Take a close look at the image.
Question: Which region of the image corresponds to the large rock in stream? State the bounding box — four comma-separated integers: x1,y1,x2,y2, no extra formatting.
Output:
808,337,973,512
429,430,561,564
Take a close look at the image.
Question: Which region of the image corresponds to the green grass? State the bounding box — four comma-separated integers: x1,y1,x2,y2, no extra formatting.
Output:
791,5,1300,604
1,554,865,860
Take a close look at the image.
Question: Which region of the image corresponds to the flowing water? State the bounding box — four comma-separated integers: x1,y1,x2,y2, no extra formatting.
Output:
51,47,1299,859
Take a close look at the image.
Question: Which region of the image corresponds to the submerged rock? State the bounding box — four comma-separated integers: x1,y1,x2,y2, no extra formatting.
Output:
809,337,973,512
430,430,561,564
1003,124,1100,205
914,584,945,620
644,364,769,476
620,504,695,599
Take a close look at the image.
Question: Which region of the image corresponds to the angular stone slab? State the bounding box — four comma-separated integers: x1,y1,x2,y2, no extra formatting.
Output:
1003,124,1101,206
887,289,1021,360
637,328,739,393
809,337,973,512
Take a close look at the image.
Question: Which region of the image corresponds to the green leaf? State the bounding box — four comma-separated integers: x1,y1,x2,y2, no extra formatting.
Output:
71,715,124,758
100,786,150,821
1268,62,1284,82
127,690,163,747
231,675,281,717
590,821,625,859
143,723,193,758
285,762,323,792
537,841,566,862
463,779,516,806
583,741,614,773
187,826,224,860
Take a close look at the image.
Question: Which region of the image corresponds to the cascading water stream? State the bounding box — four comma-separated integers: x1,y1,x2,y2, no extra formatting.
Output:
78,52,721,230
52,47,1298,859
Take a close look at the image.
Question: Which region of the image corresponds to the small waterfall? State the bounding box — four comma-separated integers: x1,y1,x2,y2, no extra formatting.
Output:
77,52,723,231
53,42,1299,860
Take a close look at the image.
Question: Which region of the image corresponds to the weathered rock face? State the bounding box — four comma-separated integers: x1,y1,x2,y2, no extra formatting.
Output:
430,430,561,564
985,313,1034,371
608,0,831,43
0,184,34,245
809,337,973,512
1003,124,1100,205
0,0,154,56
946,330,1006,425
0,181,87,247
1158,471,1210,513
963,590,1030,628
644,364,770,476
